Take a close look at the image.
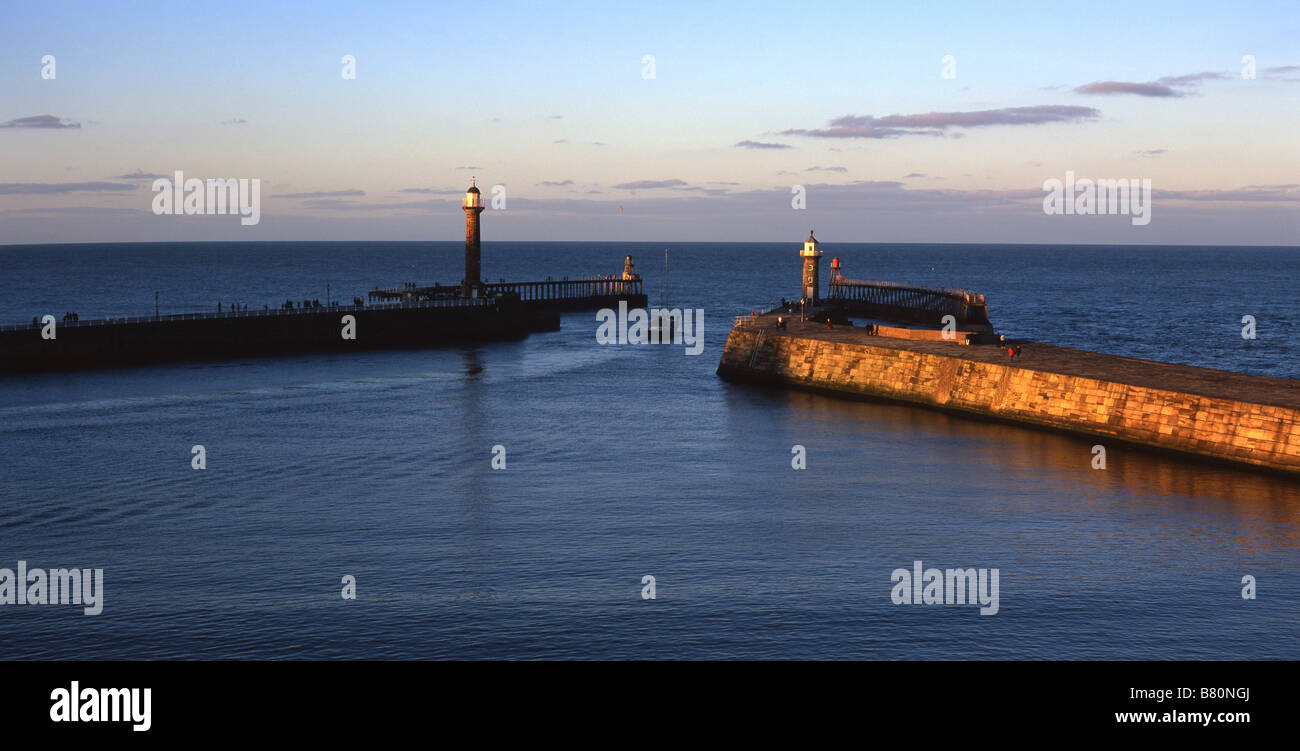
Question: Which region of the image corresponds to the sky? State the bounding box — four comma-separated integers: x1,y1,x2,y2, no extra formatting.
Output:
1,0,1297,245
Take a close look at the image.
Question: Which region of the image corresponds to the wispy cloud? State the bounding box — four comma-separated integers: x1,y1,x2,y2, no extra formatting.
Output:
220,118,249,126
1157,186,1300,202
1074,71,1226,97
112,169,169,180
0,182,134,194
613,179,688,190
537,180,574,187
553,138,568,144
1136,149,1167,157
904,172,926,178
781,105,1099,139
805,166,847,172
1262,65,1300,82
734,139,792,149
0,114,80,129
273,189,366,198
399,187,464,195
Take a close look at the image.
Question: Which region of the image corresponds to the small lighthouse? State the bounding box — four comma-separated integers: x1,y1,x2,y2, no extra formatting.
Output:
461,179,486,297
800,230,823,302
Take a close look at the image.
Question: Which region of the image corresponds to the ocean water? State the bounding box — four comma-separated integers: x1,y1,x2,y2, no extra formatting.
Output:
0,241,1297,660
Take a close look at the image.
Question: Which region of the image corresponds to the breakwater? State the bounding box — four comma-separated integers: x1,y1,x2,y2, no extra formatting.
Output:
0,296,557,372
717,314,1300,474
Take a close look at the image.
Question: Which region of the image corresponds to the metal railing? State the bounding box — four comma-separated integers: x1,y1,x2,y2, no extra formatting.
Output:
828,278,985,321
369,277,644,302
0,295,497,332
733,304,783,328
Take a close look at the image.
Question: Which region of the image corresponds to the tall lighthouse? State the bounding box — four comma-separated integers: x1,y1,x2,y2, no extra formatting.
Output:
800,230,822,302
461,179,486,296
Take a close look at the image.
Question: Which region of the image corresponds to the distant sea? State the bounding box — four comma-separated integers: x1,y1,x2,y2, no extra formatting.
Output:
1,241,1297,659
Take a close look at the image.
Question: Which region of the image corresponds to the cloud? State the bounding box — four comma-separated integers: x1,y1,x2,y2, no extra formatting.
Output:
1262,65,1300,82
1158,72,1227,85
548,115,563,120
781,105,1099,139
537,180,575,187
613,179,688,190
904,172,926,178
1075,81,1180,97
455,166,480,171
0,114,80,129
1074,72,1226,97
805,166,847,172
590,141,606,146
112,169,170,179
553,139,568,144
398,187,464,195
673,187,732,196
0,205,144,217
1156,186,1300,203
734,139,792,149
295,198,440,211
0,181,135,194
1136,149,1167,157
221,118,249,125
274,189,366,198
10,179,1296,244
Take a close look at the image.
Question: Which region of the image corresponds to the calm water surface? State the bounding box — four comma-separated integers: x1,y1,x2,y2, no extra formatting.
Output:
0,242,1297,659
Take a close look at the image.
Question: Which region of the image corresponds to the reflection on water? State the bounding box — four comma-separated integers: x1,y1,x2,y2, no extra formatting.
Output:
737,385,1300,547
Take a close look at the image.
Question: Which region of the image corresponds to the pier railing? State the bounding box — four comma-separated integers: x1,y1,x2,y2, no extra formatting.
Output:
369,277,643,303
829,278,990,326
733,305,783,328
0,295,497,332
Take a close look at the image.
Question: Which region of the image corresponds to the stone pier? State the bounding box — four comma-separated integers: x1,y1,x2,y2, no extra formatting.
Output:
717,314,1300,475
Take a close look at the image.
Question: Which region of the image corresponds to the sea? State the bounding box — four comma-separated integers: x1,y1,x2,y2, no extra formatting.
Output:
0,241,1297,659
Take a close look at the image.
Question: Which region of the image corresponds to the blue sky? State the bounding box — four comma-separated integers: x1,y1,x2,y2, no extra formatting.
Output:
1,0,1297,244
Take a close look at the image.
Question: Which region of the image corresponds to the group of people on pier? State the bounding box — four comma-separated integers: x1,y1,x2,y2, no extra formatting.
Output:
282,299,328,311
32,313,79,325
